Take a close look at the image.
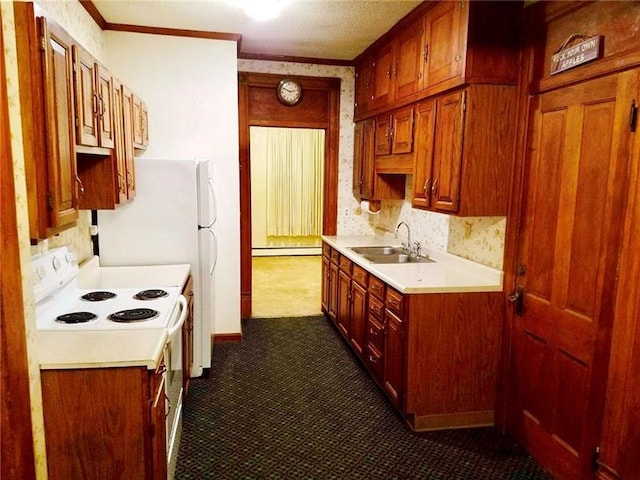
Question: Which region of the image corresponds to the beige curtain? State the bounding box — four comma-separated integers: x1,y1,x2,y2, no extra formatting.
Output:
265,127,324,237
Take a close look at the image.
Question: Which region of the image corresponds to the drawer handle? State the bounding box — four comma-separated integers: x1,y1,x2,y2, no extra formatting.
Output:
369,355,378,364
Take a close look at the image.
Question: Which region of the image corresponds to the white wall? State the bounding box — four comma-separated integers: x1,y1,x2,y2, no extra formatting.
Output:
105,31,241,335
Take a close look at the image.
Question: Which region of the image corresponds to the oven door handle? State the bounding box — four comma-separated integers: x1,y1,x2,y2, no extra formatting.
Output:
166,295,188,342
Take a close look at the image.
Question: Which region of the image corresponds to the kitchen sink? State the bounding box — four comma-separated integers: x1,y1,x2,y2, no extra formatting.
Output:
349,245,405,255
362,253,435,264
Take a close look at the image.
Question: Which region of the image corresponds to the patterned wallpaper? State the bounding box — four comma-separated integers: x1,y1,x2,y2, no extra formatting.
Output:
238,59,507,270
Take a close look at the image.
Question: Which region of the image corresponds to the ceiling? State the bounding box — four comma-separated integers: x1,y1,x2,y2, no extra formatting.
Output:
90,0,423,62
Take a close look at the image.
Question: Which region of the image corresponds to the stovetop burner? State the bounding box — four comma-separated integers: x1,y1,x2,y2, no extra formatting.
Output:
81,291,117,302
133,289,169,300
56,312,98,324
109,308,159,323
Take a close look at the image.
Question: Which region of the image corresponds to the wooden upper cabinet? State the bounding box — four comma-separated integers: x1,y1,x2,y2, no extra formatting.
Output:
413,84,516,216
353,1,519,119
96,64,115,149
394,16,425,102
391,105,414,155
375,113,392,156
38,17,79,231
132,94,149,150
352,118,375,199
422,0,466,92
355,55,373,118
411,99,436,209
370,42,395,110
73,46,98,147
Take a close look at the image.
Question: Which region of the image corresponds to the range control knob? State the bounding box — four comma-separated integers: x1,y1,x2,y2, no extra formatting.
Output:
52,256,62,270
36,266,46,280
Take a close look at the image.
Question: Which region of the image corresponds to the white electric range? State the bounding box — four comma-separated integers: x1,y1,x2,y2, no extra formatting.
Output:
32,246,187,479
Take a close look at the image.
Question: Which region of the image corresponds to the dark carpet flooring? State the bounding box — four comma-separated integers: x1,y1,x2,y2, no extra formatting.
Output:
175,316,553,480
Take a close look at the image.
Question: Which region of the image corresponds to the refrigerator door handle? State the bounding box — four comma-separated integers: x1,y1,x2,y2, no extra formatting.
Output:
209,228,218,275
208,178,217,226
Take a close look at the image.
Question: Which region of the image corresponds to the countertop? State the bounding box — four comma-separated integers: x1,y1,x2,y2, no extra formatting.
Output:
37,257,191,371
322,235,503,294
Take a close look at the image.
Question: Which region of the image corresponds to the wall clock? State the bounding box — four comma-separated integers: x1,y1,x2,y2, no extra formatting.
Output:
276,78,303,106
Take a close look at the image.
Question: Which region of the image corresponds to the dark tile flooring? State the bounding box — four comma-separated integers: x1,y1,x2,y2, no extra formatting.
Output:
175,316,553,480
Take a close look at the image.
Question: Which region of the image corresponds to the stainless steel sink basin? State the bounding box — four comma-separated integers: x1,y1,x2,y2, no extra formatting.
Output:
350,245,404,255
362,253,435,264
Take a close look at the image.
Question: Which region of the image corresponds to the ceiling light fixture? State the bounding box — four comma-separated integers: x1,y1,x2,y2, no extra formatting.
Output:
240,0,287,21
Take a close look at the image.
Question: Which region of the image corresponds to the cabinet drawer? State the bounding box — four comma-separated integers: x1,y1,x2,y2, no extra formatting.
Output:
330,249,340,265
339,255,352,273
352,264,368,288
369,276,385,300
367,316,384,352
369,295,384,320
385,288,404,316
322,243,331,258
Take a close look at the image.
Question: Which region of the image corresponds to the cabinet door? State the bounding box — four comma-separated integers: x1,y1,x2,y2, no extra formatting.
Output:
375,114,392,156
328,261,339,321
423,0,465,90
122,87,136,199
370,42,394,110
432,90,465,212
394,16,424,101
349,281,367,356
96,64,115,148
383,309,405,408
72,46,98,147
391,105,414,154
112,79,128,203
321,254,331,312
39,18,79,230
355,55,372,117
337,269,351,337
411,99,436,209
132,94,147,149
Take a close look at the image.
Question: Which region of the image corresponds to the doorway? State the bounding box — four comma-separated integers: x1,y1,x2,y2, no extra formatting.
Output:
250,126,324,317
238,72,340,317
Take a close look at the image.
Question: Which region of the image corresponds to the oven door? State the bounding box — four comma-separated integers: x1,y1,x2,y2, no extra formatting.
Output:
164,296,187,480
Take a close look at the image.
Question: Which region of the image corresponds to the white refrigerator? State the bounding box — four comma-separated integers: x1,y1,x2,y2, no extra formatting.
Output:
98,157,217,376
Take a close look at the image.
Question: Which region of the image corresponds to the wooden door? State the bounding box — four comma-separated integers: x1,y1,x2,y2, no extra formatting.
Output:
39,18,79,229
510,72,636,480
423,0,465,90
122,87,136,199
391,106,414,155
370,42,394,110
96,64,115,148
411,99,436,209
112,78,128,203
328,261,339,321
432,89,464,212
394,16,424,101
72,46,98,147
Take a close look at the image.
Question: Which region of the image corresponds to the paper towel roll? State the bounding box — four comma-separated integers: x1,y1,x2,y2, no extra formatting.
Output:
360,200,380,215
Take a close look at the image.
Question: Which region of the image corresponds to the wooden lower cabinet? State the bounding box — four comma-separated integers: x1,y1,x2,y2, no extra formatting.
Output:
40,361,167,480
321,242,503,431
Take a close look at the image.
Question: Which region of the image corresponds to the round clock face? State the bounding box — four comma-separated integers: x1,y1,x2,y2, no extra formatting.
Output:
277,79,302,106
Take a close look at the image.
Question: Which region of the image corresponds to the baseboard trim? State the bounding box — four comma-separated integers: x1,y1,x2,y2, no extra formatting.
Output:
213,333,242,343
407,410,494,432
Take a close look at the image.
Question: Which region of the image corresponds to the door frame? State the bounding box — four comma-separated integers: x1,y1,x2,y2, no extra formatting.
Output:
238,72,340,317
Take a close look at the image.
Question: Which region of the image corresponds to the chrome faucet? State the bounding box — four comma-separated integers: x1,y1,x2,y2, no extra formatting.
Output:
394,222,412,254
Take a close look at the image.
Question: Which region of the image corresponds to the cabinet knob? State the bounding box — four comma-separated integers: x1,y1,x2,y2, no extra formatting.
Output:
431,179,438,197
423,178,431,197
75,175,85,195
